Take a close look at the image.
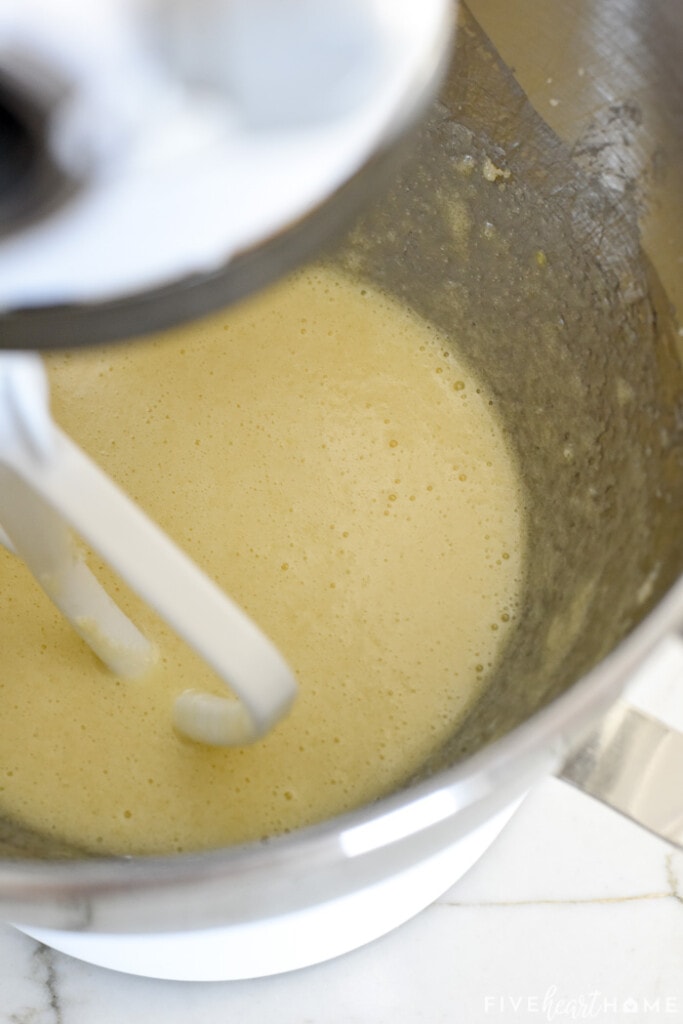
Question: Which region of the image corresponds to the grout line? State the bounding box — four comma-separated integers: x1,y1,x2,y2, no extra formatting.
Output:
435,892,672,909
665,851,683,905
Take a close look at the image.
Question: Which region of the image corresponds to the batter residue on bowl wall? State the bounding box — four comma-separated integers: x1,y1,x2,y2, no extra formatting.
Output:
0,268,526,854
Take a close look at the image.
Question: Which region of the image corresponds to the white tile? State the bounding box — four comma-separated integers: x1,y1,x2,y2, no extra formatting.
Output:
0,924,72,1023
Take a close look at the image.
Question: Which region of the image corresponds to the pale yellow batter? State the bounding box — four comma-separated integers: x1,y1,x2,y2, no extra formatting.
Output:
0,269,526,855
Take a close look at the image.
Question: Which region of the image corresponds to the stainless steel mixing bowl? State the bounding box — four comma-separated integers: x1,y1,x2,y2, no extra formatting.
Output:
0,1,681,966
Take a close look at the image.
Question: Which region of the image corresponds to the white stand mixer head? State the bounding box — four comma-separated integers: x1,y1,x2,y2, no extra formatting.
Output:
0,0,454,318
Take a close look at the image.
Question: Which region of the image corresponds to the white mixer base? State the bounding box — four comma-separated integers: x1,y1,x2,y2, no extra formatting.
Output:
14,800,521,981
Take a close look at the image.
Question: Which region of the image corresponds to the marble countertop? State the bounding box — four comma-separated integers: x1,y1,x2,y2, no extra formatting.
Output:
2,646,682,1023
2,780,682,1023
